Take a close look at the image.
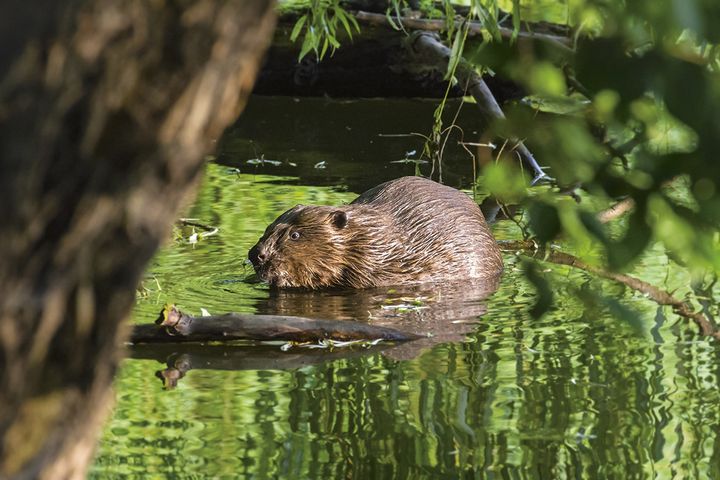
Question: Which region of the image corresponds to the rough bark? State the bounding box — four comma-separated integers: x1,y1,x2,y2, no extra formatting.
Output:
0,1,276,478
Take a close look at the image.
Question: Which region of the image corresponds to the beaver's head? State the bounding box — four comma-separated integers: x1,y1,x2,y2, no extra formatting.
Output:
248,205,351,289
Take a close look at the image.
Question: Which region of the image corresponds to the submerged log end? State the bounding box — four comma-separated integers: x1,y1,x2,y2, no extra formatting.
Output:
154,304,196,334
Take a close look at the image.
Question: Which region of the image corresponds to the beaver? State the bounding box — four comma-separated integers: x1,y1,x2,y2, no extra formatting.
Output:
248,176,503,289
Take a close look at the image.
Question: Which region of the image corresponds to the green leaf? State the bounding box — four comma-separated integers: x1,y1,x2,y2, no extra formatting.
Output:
299,30,316,60
577,287,645,334
482,162,529,204
527,62,567,96
325,16,336,37
290,14,307,42
578,211,609,246
575,37,656,108
660,59,708,134
478,2,501,42
511,0,521,43
607,204,652,270
444,1,456,38
523,260,553,319
328,33,341,49
346,12,360,32
446,25,465,80
335,8,355,39
604,298,645,334
529,201,561,243
385,8,402,31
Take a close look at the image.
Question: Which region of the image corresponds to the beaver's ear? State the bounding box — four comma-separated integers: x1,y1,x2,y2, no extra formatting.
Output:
331,210,348,229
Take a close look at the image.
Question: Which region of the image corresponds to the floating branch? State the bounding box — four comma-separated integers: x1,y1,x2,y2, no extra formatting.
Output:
129,305,422,344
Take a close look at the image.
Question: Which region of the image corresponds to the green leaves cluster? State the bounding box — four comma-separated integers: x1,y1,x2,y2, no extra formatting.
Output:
289,0,360,60
282,0,719,321
476,1,720,280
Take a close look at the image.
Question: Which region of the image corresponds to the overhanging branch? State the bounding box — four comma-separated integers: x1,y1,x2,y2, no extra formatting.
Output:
354,10,573,52
501,240,720,340
409,32,549,183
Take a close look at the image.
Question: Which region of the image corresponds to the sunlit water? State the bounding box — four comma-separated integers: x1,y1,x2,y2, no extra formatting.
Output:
92,97,720,479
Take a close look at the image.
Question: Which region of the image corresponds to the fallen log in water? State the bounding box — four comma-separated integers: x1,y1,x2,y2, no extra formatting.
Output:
129,305,422,344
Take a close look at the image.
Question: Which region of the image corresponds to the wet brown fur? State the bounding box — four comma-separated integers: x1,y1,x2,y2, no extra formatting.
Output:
248,176,503,289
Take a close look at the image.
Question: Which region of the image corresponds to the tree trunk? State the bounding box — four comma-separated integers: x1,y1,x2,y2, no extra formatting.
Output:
0,1,276,478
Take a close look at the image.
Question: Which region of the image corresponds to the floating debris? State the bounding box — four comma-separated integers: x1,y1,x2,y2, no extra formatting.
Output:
380,303,429,312
390,158,429,164
247,157,282,166
280,338,384,351
178,218,219,243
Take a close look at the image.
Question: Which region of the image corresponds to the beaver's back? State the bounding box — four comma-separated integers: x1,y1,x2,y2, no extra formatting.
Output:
351,176,503,280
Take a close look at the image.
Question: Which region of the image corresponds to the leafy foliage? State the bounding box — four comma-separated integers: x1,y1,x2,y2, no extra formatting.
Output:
465,2,720,278
283,0,720,320
288,0,360,60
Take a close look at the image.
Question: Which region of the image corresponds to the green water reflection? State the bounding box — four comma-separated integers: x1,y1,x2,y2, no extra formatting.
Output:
93,97,720,479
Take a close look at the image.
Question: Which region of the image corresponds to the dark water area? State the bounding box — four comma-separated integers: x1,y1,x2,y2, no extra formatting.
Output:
217,96,488,192
91,96,720,479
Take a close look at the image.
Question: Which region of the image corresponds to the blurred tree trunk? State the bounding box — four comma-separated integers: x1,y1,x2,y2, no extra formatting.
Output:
0,1,275,478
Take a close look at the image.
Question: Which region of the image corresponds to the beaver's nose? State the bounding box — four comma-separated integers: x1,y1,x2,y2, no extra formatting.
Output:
248,244,268,265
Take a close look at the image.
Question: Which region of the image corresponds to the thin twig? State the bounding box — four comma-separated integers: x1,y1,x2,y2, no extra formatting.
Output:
459,141,496,148
409,33,550,183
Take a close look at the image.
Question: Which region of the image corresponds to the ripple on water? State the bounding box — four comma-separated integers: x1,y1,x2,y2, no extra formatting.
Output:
98,163,720,479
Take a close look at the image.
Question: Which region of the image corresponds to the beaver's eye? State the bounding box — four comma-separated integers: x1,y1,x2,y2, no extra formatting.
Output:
289,231,300,240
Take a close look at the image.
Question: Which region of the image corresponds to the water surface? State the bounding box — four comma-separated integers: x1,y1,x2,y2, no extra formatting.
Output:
92,96,720,479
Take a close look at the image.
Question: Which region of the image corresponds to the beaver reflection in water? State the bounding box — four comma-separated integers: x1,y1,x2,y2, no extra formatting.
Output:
248,176,503,289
